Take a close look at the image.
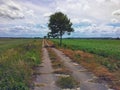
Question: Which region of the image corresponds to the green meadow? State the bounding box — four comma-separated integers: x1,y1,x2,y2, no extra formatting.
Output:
52,39,120,71
52,39,120,60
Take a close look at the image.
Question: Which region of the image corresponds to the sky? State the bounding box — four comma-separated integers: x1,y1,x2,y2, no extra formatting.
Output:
0,0,120,38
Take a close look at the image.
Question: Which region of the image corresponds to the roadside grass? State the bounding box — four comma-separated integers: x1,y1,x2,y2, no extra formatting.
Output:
49,39,120,90
0,39,42,90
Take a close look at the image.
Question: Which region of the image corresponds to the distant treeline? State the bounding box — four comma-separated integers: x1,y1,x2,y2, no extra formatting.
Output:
0,37,120,40
0,37,42,39
52,37,120,40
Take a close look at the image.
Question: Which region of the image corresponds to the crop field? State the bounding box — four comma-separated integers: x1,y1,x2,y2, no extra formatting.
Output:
52,39,120,60
0,38,42,89
0,39,33,53
52,39,120,71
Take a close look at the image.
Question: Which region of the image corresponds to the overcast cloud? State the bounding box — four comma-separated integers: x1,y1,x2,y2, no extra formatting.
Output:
0,0,120,37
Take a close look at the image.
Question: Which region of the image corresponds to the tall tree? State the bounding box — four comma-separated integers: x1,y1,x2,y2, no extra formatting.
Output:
48,12,74,46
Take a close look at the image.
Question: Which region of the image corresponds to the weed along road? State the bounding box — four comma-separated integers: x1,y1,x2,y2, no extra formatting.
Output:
33,40,60,90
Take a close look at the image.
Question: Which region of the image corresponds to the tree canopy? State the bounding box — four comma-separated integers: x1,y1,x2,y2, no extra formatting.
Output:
48,12,74,46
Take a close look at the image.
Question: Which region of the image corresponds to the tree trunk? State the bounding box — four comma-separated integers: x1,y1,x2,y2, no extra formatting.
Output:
60,35,62,46
60,30,62,46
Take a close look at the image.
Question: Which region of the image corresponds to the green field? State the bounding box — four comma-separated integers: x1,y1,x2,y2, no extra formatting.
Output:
0,39,34,53
0,39,42,89
52,39,120,60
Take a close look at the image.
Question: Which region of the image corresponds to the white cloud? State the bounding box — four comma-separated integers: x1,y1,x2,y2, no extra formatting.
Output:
81,19,92,24
51,0,120,24
72,23,119,37
0,0,37,21
26,10,34,17
0,23,48,37
83,4,90,11
112,9,120,16
71,18,81,24
43,12,53,17
111,18,118,23
0,0,24,19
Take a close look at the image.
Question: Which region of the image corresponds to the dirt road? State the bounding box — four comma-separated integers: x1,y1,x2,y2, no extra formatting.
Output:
33,40,60,90
33,40,112,90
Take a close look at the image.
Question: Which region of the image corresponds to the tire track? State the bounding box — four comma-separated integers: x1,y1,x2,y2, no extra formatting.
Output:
33,39,60,90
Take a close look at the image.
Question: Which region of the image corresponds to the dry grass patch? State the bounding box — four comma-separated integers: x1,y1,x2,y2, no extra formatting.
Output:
59,48,120,90
53,68,72,75
34,83,46,87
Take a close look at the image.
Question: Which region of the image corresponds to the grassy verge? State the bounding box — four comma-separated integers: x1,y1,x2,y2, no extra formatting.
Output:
0,39,42,90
